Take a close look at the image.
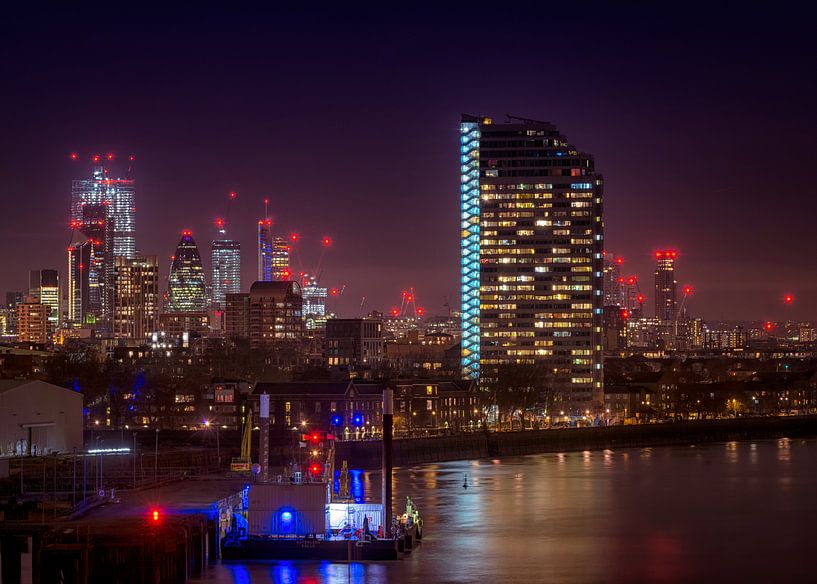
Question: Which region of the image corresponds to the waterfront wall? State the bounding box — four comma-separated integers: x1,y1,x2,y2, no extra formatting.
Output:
335,415,817,469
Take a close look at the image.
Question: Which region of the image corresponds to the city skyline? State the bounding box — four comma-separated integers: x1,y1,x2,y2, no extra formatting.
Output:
1,4,815,321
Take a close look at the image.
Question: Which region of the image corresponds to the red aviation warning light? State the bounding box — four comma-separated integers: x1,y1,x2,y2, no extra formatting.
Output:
615,257,624,265
764,321,774,331
417,307,425,317
784,294,794,304
329,288,338,296
654,251,663,259
182,230,192,237
106,153,114,161
322,236,331,247
391,308,399,317
621,309,630,319
683,285,693,295
69,152,79,160
290,233,299,242
229,191,237,200
637,294,645,303
627,276,637,285
129,154,135,161
617,277,625,284
215,218,225,228
282,269,291,280
310,463,322,476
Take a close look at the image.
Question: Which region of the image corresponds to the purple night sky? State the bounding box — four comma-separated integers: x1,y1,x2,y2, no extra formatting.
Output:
2,3,815,321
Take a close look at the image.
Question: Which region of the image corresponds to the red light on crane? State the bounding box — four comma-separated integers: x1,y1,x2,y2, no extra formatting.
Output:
129,155,135,161
784,294,794,304
621,310,630,319
215,218,225,227
92,154,101,163
69,152,79,160
106,153,114,161
322,237,331,247
290,233,299,242
391,308,399,317
329,288,338,296
407,295,414,302
683,285,693,295
615,257,623,265
637,294,645,303
229,191,236,199
627,277,637,285
417,307,425,316
764,321,774,331
617,277,625,284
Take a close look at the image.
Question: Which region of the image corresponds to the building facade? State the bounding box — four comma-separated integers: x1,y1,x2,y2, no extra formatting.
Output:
211,225,241,311
325,318,384,368
168,230,208,312
654,250,678,322
113,255,159,339
460,114,604,412
16,297,50,344
29,269,60,331
71,157,135,260
302,276,328,332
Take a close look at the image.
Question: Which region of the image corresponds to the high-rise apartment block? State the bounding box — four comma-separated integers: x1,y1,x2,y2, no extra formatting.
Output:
302,276,328,332
17,296,50,344
225,281,303,349
460,114,604,411
654,250,678,322
113,255,159,339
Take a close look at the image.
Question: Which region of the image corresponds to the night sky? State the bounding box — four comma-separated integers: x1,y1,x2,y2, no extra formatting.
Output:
2,3,815,321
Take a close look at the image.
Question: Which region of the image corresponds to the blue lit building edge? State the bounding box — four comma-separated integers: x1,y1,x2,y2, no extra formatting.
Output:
460,122,480,379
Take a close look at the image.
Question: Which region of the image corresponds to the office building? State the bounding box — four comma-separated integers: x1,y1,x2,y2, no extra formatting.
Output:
167,231,208,312
29,269,60,330
71,155,135,259
258,219,290,281
113,255,159,339
302,275,328,331
460,114,604,411
211,217,241,310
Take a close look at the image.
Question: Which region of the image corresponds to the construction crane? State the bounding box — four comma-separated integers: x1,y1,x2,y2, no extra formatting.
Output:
230,408,253,474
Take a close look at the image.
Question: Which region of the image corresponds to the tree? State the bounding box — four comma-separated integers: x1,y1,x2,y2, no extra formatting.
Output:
492,364,553,430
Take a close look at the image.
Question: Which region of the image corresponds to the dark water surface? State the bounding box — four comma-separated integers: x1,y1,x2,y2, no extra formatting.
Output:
194,438,817,583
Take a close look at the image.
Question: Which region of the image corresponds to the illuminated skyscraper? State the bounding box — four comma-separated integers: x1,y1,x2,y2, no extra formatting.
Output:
29,269,60,330
168,231,208,312
211,219,241,310
654,250,678,321
602,253,623,307
460,114,604,411
71,155,135,259
258,219,290,281
113,255,159,339
67,202,113,326
302,275,328,331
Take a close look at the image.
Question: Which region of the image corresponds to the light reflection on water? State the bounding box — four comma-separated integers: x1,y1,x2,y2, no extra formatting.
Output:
194,438,817,583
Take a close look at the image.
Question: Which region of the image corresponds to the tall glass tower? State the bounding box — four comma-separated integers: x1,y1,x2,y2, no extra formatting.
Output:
71,156,135,259
460,114,604,412
654,250,678,321
211,219,241,310
168,231,208,312
258,219,290,281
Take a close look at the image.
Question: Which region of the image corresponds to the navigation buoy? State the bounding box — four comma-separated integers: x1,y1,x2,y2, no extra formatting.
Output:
463,474,468,489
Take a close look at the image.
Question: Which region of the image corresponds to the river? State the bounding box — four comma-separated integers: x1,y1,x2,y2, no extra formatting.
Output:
194,437,817,583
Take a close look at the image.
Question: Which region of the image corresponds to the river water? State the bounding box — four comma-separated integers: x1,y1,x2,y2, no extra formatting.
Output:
194,438,817,583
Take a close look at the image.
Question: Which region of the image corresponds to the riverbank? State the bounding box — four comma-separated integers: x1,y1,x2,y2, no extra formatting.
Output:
335,414,817,469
